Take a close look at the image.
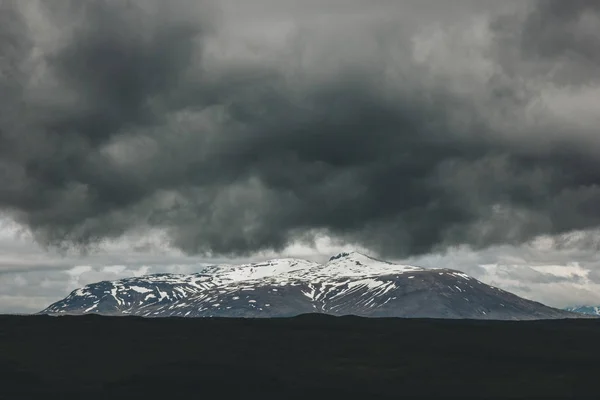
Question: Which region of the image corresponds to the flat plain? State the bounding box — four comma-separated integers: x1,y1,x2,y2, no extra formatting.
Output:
1,314,598,399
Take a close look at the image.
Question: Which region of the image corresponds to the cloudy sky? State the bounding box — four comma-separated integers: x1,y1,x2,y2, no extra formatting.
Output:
2,0,600,313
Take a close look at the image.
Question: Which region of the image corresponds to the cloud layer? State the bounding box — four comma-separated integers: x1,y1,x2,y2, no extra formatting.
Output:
1,0,600,259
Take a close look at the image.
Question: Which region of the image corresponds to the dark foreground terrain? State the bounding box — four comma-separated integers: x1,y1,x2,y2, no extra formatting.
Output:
1,314,599,399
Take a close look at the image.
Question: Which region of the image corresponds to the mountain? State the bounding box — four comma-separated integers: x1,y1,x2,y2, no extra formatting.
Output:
41,251,580,320
565,306,600,316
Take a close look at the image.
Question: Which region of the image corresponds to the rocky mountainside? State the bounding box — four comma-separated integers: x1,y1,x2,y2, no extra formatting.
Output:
41,251,580,320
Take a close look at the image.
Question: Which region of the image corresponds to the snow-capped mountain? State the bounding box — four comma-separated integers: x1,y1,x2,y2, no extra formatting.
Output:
565,306,600,316
41,251,580,320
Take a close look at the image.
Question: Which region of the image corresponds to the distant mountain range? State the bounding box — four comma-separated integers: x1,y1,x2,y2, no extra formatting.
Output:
565,306,600,316
41,251,582,320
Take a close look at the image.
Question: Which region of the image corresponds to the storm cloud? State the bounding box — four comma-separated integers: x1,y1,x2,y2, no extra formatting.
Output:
1,0,600,258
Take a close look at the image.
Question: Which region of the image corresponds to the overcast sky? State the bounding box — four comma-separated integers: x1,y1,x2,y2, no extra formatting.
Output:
2,0,600,313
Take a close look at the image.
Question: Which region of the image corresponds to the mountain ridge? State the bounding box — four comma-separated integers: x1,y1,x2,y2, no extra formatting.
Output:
565,305,600,316
40,251,582,320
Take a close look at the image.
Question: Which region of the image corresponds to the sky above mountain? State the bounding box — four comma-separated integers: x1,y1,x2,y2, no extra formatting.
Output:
2,0,600,313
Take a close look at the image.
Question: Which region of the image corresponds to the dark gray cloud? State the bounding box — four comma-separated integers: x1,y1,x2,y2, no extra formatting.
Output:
492,0,600,85
521,0,600,64
2,0,600,259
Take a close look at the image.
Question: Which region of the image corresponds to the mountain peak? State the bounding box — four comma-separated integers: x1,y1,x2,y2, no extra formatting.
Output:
327,251,396,268
328,251,352,261
328,250,370,262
